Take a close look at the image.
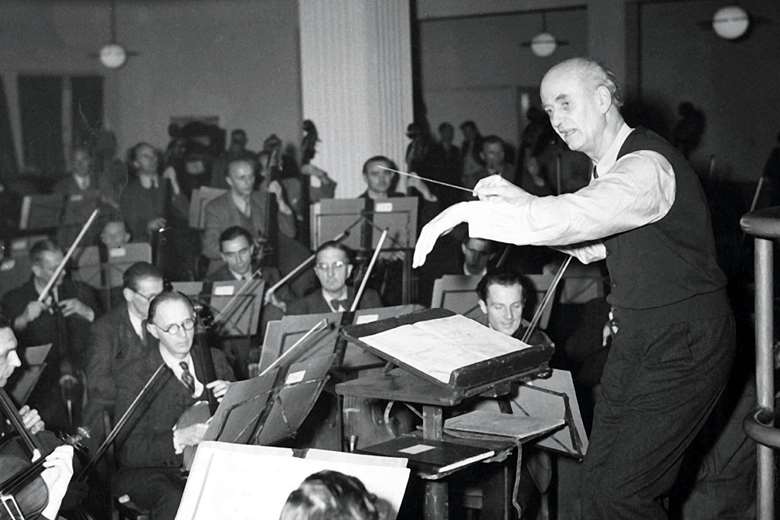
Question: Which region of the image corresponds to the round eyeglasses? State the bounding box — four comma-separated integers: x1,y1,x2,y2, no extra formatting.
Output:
153,316,196,335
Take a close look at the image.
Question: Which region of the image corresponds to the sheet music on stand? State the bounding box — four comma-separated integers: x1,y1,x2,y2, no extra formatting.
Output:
342,309,554,398
19,194,65,231
58,190,101,244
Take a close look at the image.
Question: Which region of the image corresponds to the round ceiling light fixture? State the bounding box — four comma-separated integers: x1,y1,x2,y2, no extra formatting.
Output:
712,5,750,40
99,43,127,69
530,32,557,57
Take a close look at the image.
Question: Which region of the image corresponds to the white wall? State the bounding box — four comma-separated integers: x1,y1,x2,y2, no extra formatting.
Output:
0,0,302,164
419,8,588,149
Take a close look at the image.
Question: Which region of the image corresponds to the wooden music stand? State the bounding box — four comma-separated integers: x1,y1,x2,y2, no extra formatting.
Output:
336,309,555,520
19,193,64,231
72,243,152,310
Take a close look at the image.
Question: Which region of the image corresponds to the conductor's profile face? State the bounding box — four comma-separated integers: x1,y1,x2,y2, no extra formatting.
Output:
541,67,604,156
314,247,353,294
479,283,524,337
0,327,21,387
148,299,196,359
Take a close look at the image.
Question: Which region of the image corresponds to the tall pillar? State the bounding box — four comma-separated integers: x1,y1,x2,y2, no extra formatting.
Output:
299,0,414,197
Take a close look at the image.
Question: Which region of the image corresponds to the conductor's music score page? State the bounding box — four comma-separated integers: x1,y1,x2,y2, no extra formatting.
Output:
359,315,532,384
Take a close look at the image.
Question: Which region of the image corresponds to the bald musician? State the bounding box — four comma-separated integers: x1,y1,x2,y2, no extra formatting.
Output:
414,57,734,519
0,314,74,520
113,292,233,520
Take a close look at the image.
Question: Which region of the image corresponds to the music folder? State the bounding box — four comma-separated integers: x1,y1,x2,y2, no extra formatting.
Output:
360,435,495,476
19,194,64,230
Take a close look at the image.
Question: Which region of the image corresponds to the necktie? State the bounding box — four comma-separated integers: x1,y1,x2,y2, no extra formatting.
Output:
179,361,196,394
330,298,349,312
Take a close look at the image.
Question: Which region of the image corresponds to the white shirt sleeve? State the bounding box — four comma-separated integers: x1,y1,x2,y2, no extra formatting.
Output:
467,150,676,247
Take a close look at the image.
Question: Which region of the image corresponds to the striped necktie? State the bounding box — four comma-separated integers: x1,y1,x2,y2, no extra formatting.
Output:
179,361,196,394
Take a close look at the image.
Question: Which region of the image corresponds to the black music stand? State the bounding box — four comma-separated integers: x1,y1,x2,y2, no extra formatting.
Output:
309,199,365,250
19,193,64,231
58,191,101,245
208,279,265,337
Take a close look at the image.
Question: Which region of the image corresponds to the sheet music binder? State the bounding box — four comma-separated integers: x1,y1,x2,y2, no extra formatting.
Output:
309,199,365,250
341,309,554,398
364,196,418,249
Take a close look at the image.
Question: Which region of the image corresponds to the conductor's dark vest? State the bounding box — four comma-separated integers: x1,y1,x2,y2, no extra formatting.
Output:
604,128,726,311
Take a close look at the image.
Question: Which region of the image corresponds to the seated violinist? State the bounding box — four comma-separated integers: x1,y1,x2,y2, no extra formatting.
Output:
1,239,99,432
287,241,382,315
0,314,74,520
113,291,233,520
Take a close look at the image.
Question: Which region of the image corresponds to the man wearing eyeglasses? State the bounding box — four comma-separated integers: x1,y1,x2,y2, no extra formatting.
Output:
287,241,382,315
113,291,233,520
81,261,164,444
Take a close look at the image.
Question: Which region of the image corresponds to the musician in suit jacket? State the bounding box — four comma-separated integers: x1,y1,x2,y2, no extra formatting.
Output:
114,291,233,520
204,226,288,376
1,239,99,431
202,159,315,298
287,241,382,315
81,262,164,439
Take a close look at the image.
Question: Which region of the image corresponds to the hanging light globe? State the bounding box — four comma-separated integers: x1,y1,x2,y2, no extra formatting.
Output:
99,43,127,69
712,5,750,40
531,32,557,57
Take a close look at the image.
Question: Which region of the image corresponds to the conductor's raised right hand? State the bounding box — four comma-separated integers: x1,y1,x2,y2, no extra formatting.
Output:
474,174,533,205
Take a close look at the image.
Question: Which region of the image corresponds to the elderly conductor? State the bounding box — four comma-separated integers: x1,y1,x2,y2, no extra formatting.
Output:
413,57,734,519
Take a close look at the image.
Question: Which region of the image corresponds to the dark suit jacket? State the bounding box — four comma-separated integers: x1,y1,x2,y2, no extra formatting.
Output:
287,286,383,315
202,191,295,260
119,177,188,243
82,303,152,431
115,346,233,469
2,277,99,429
202,193,315,299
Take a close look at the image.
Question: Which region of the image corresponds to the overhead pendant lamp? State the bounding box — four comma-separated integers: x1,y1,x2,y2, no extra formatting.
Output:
711,5,750,40
522,12,569,58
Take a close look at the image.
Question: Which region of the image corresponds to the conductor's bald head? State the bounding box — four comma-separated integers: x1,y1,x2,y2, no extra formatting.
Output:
541,57,625,160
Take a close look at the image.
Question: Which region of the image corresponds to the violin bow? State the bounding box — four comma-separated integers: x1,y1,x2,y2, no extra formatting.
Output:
520,255,572,344
350,228,388,312
76,364,169,481
37,209,100,303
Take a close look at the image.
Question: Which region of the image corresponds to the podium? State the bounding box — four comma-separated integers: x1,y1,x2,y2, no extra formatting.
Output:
336,309,567,519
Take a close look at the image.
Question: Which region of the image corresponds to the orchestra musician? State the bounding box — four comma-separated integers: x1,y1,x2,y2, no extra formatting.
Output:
0,313,75,520
1,239,99,431
414,57,735,519
81,262,164,441
112,291,232,520
286,241,382,315
202,158,316,298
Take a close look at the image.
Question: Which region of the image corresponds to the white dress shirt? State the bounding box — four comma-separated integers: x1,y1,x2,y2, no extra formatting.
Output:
323,288,349,312
128,309,145,340
467,123,676,264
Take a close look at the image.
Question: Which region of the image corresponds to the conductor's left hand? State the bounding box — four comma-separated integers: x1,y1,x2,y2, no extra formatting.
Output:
413,202,471,268
207,379,230,400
